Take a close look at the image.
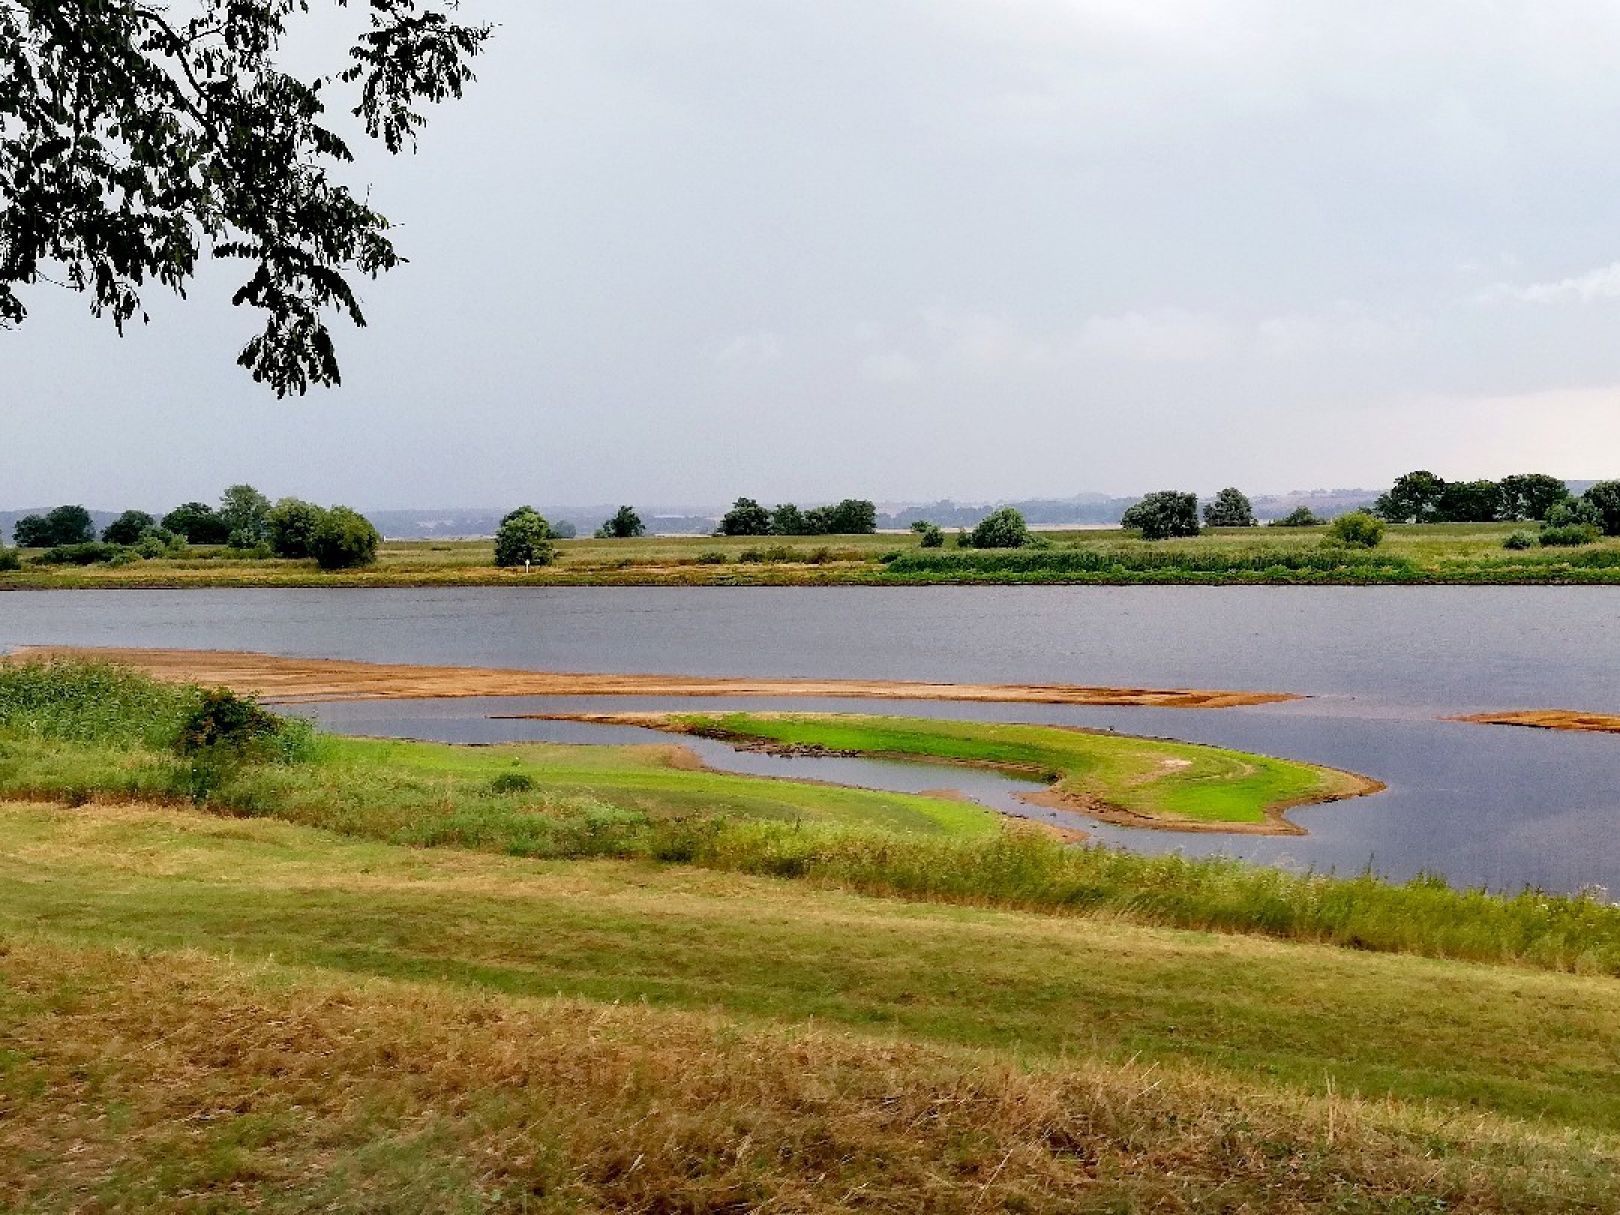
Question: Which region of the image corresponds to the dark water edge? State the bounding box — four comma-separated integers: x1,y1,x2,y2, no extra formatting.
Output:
5,586,1620,895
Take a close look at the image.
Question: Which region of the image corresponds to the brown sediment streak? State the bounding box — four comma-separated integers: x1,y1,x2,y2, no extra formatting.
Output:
531,711,1385,838
1453,709,1620,736
5,647,1299,710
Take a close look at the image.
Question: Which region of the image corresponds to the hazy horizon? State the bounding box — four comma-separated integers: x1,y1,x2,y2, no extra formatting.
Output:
9,1,1620,506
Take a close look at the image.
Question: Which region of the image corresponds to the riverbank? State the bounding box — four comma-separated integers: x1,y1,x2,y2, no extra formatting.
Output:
6,646,1299,708
7,522,1620,586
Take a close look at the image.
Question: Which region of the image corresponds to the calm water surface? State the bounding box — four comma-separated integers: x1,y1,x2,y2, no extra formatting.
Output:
5,587,1619,893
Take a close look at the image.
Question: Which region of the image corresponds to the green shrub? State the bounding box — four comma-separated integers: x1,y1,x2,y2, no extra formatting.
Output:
310,507,381,570
1545,499,1601,530
695,550,729,565
35,541,122,566
883,546,1417,579
1503,530,1537,550
967,507,1029,549
1269,506,1323,527
0,548,19,572
1541,524,1599,547
176,688,284,756
488,771,536,794
913,522,944,548
133,527,186,559
1326,511,1385,548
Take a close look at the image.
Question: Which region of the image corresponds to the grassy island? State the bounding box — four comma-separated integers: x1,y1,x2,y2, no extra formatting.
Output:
570,710,1378,834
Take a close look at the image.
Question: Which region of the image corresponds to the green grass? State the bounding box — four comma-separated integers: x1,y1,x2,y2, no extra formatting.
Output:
8,522,1620,585
663,710,1367,826
5,661,1620,978
5,801,1620,1137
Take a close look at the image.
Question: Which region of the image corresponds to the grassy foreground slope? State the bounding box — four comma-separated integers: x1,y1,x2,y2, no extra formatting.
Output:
8,520,1620,585
651,711,1377,831
4,800,1620,1212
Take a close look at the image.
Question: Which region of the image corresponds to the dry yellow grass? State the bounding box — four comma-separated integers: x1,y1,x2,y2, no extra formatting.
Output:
3,936,1617,1213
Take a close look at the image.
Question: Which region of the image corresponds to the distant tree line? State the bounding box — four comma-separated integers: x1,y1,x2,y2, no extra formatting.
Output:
6,487,381,570
718,498,878,537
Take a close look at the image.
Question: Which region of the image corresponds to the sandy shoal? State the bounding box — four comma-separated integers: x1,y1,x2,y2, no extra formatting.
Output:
7,646,1298,710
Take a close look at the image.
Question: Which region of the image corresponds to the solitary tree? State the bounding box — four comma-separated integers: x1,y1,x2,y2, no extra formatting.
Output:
595,506,645,539
967,507,1030,549
1,3,491,395
1201,487,1256,528
494,507,554,568
719,498,771,536
102,510,156,545
1121,491,1200,540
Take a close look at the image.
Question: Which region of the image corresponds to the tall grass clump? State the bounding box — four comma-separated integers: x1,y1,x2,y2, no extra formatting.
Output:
683,823,1620,974
0,660,201,749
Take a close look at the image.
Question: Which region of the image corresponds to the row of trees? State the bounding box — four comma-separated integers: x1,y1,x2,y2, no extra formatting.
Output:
1371,471,1613,527
9,487,380,570
719,498,878,537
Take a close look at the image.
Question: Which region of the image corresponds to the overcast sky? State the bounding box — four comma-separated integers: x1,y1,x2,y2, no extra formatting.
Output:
8,0,1620,509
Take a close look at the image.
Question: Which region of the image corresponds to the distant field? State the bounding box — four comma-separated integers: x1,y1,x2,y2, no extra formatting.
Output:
5,521,1620,586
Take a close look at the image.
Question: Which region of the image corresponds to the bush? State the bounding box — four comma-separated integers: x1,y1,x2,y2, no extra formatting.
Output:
266,498,326,558
695,550,729,565
1269,506,1323,527
0,548,18,572
911,521,944,548
1549,497,1605,531
1541,524,1599,547
310,506,381,570
494,507,555,568
176,688,284,755
1326,511,1385,548
738,545,795,563
35,541,122,566
1121,491,1200,540
967,507,1029,549
132,527,185,559
1503,530,1537,550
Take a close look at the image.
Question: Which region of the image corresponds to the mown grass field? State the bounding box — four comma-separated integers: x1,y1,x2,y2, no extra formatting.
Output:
5,661,1620,1209
7,521,1620,586
656,710,1373,829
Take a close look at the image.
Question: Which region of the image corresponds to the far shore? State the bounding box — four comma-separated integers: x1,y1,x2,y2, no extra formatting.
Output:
6,646,1299,710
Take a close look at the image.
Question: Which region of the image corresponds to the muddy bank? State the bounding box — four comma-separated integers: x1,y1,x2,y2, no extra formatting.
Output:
6,647,1299,710
1454,710,1620,736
